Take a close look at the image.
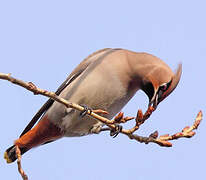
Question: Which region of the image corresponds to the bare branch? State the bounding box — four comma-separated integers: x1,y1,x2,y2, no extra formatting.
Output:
0,72,203,179
128,111,203,147
0,72,202,145
16,146,28,180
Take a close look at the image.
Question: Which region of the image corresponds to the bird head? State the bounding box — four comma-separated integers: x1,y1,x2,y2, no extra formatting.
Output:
141,63,182,110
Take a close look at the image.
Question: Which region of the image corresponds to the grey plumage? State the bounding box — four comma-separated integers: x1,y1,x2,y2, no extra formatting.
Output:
5,48,182,163
46,48,181,136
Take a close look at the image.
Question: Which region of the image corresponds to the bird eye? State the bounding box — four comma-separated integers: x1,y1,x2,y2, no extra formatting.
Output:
160,84,168,91
156,80,172,105
159,80,172,92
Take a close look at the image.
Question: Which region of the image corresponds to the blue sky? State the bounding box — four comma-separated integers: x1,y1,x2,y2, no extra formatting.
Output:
0,1,205,179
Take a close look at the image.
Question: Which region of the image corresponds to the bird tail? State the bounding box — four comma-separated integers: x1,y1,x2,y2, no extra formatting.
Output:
4,145,28,163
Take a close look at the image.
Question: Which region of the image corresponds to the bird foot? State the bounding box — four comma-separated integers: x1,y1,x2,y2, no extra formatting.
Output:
79,105,92,117
110,124,123,138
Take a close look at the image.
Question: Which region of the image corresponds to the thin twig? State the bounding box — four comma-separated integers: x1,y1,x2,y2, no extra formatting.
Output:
16,146,28,180
128,111,203,147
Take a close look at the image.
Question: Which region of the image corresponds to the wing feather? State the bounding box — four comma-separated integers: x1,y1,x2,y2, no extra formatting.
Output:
20,48,111,137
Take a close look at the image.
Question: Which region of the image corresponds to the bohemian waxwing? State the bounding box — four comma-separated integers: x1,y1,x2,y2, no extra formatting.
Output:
4,48,182,163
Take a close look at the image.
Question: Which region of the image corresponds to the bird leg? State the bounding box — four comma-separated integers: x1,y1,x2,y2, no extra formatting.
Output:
98,127,111,132
98,109,152,137
107,106,154,137
80,105,109,117
79,105,93,117
98,112,134,137
109,112,135,137
110,124,123,138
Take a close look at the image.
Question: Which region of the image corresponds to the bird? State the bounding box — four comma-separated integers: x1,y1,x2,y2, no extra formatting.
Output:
4,48,182,163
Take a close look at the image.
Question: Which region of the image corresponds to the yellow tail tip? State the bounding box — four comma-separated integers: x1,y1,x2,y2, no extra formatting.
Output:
4,152,12,164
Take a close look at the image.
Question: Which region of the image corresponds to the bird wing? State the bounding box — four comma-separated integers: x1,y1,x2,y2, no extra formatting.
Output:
20,48,112,137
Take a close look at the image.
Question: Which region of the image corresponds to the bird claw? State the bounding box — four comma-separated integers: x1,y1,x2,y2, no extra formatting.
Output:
110,124,123,138
80,105,92,117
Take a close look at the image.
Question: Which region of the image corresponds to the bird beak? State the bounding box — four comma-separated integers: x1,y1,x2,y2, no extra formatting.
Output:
148,64,182,110
148,89,159,110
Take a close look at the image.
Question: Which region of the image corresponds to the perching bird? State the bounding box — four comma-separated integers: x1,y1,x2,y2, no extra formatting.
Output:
4,48,182,163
